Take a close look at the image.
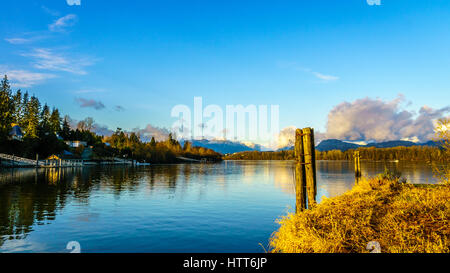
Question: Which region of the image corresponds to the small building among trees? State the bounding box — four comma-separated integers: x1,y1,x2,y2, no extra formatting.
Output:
9,124,23,141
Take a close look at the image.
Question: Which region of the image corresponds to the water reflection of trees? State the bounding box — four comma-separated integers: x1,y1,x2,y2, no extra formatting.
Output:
0,164,236,248
0,168,75,248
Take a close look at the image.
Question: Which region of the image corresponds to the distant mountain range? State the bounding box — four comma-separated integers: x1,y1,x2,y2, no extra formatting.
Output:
183,138,439,154
316,139,438,152
181,139,263,154
277,139,439,152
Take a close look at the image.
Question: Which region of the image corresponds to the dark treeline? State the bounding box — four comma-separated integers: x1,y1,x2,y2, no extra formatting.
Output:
225,150,295,161
0,75,221,163
0,75,67,158
224,146,448,162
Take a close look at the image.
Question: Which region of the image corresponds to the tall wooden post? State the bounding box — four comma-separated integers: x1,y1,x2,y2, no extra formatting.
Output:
295,129,307,213
302,128,317,207
310,128,317,197
36,154,39,168
354,151,361,178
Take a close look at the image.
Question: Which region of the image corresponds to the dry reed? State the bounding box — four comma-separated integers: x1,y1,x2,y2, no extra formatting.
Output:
270,176,449,253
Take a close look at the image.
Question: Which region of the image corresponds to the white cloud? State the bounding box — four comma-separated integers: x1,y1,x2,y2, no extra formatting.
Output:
133,124,171,142
312,72,339,81
277,62,339,82
41,5,60,16
5,33,48,45
325,96,450,142
5,38,32,45
272,126,326,149
49,14,78,32
0,66,55,88
276,126,296,149
400,136,420,143
22,48,95,75
67,0,81,6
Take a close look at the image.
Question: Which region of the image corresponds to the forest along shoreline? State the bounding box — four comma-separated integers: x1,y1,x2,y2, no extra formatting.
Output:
223,146,447,162
0,75,222,167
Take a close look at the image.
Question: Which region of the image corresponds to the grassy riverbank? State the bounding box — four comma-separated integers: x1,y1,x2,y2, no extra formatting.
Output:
270,176,449,253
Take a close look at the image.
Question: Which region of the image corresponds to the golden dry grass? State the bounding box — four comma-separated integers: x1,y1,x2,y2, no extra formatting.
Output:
270,177,450,253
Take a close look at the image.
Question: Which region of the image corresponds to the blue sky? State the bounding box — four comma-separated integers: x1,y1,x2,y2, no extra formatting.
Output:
1,0,450,145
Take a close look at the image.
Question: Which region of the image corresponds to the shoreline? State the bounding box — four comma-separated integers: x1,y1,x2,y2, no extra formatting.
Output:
0,160,224,169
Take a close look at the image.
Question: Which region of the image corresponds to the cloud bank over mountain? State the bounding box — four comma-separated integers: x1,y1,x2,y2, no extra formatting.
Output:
326,96,449,142
276,96,449,149
133,124,171,142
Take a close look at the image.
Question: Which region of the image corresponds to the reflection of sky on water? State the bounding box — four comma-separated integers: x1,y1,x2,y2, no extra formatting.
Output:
316,186,330,204
0,160,438,253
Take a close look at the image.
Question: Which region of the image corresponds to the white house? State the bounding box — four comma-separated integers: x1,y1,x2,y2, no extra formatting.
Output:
65,140,88,148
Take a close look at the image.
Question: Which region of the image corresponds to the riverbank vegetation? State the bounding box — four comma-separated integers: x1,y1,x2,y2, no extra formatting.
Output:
0,75,222,164
270,176,450,253
433,118,450,184
224,146,447,162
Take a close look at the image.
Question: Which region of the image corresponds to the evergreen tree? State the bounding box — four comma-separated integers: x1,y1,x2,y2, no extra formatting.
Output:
150,136,156,147
40,103,51,132
11,90,23,125
166,133,179,149
129,132,140,145
49,108,62,134
24,95,41,138
0,75,13,135
60,115,71,140
20,91,29,129
183,141,192,151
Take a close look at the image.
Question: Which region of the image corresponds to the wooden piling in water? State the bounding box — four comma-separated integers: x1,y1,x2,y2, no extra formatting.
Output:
295,129,307,213
294,127,317,211
354,150,361,178
302,128,317,206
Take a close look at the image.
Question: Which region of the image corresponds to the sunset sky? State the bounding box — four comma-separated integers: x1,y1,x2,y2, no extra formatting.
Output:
1,0,449,147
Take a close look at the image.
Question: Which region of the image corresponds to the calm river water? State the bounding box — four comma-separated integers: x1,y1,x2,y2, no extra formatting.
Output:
0,160,439,253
